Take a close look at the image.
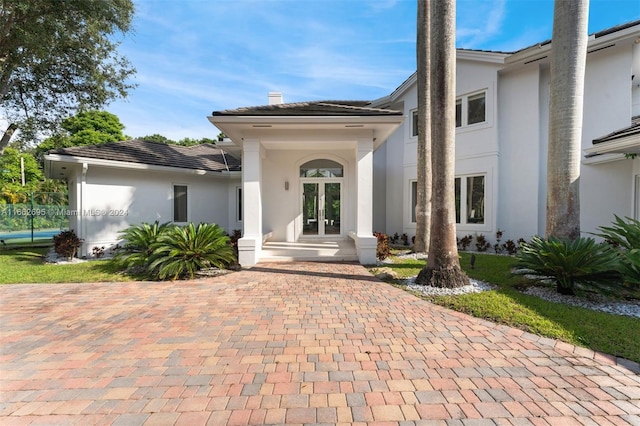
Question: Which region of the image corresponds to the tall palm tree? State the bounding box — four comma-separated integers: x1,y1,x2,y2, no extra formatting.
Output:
414,0,431,254
416,0,469,288
546,0,589,241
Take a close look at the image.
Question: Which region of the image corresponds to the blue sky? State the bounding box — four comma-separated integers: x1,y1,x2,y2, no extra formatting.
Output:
108,0,640,141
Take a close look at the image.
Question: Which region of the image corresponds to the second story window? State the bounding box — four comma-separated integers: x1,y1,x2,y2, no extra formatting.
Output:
456,91,486,128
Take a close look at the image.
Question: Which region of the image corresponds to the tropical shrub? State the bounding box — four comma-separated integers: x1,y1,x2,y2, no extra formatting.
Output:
457,234,473,251
228,229,242,256
618,249,640,286
513,236,623,296
475,234,491,252
374,232,391,261
594,215,640,250
53,230,82,259
113,221,171,271
390,233,400,244
594,216,640,289
148,223,235,280
92,246,105,258
502,239,519,255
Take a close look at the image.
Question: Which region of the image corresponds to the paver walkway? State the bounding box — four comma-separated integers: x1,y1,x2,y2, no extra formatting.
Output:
1,262,639,425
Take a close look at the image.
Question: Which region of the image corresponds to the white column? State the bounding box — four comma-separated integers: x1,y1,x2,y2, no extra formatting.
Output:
79,163,88,257
354,138,377,264
238,139,262,266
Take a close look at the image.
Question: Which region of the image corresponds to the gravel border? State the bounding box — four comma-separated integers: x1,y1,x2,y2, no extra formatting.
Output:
522,286,640,318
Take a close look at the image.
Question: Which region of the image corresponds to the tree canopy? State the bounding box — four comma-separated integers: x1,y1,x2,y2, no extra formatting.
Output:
0,147,43,202
0,0,136,154
34,110,127,165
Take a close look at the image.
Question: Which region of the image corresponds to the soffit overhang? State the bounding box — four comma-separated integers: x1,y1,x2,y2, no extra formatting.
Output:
208,115,406,151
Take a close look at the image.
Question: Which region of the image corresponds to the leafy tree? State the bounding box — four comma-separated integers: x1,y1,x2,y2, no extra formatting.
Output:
35,110,127,165
545,0,589,240
0,147,42,203
415,0,469,288
61,110,126,144
136,135,219,146
138,134,176,144
0,0,136,154
0,147,42,186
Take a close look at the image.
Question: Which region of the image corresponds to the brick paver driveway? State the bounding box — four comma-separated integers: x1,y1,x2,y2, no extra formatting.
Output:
1,262,639,425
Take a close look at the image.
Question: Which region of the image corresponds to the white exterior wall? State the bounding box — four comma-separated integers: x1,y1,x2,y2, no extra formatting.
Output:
497,65,544,241
70,165,239,257
378,100,405,235
385,60,502,240
580,43,636,234
378,33,638,245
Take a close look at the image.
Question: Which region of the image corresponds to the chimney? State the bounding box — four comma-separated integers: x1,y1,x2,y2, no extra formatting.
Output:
268,92,283,105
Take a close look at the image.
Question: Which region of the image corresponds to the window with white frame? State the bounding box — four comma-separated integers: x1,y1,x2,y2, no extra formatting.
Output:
410,175,486,225
456,91,486,128
455,175,485,225
411,110,418,137
410,180,418,223
173,184,188,222
236,186,243,222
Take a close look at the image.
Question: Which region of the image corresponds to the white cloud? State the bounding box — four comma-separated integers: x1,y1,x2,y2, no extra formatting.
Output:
457,0,507,48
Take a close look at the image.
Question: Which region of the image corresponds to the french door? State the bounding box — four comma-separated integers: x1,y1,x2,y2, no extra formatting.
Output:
302,181,341,236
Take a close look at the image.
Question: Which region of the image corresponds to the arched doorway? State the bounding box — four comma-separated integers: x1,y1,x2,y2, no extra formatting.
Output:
300,159,343,237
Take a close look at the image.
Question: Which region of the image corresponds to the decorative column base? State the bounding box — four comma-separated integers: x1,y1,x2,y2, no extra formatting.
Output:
349,232,377,265
237,237,261,267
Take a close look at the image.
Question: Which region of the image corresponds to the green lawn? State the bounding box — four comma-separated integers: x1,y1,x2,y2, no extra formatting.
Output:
374,251,640,364
0,247,133,284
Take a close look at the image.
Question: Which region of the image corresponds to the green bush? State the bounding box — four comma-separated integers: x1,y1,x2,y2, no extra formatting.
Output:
513,236,623,296
113,221,171,272
594,216,640,289
618,249,640,286
595,215,640,250
148,222,235,280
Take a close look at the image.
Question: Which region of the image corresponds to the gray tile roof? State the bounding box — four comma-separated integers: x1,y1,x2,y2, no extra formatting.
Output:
50,140,240,173
593,116,640,144
212,100,403,116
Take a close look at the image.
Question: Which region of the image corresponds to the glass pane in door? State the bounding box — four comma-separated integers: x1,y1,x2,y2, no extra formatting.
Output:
303,183,319,235
324,182,340,235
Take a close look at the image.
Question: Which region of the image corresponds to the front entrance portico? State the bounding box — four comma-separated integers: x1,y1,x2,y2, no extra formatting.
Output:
209,95,404,266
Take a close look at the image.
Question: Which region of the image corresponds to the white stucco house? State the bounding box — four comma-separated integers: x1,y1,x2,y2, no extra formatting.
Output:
45,20,640,266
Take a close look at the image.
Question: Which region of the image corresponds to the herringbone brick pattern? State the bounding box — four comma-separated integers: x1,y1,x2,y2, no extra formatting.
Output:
1,262,639,425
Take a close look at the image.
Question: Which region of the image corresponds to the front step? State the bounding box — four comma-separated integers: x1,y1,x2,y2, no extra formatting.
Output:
260,240,358,263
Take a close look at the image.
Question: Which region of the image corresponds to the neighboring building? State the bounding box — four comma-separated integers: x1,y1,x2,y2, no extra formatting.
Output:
46,20,640,266
45,141,242,256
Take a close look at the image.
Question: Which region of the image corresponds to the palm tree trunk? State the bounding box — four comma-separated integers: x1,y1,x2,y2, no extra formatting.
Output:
414,0,431,254
545,0,589,241
416,0,469,288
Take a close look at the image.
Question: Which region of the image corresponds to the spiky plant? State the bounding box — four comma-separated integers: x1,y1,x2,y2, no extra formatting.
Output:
113,221,172,272
513,236,622,296
618,249,640,288
594,216,640,291
148,222,235,280
594,215,640,250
